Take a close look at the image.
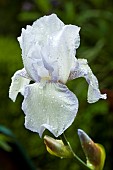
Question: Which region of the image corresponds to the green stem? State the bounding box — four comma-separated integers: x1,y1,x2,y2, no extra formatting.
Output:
62,133,91,170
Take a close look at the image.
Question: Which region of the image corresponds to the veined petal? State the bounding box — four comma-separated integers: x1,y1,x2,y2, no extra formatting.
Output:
69,59,107,103
9,68,30,102
22,82,78,137
26,43,54,82
18,14,64,68
17,14,80,83
49,25,80,83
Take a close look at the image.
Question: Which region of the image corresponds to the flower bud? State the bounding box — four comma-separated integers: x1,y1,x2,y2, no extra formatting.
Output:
78,129,105,170
44,135,73,158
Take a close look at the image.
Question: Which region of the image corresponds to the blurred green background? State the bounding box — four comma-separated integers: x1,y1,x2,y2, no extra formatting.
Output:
0,0,113,169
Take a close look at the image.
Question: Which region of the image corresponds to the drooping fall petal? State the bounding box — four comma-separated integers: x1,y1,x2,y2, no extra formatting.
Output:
9,68,30,102
69,59,107,103
22,82,78,137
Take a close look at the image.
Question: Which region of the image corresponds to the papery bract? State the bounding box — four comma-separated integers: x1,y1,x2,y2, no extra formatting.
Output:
9,14,106,137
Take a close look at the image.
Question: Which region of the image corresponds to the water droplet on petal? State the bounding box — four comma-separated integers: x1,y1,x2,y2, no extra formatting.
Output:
61,105,64,108
39,85,43,89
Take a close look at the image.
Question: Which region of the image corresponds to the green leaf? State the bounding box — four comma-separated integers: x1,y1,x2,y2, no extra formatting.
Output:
18,12,40,21
35,0,52,13
0,134,12,152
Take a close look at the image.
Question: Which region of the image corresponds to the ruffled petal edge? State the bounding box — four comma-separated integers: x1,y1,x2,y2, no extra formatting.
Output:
9,68,30,102
68,59,107,103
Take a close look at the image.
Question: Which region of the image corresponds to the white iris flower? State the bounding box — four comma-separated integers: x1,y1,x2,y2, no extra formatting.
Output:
9,14,106,137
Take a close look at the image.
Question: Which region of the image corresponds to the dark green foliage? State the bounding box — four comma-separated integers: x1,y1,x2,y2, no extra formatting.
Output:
0,125,36,170
0,0,113,169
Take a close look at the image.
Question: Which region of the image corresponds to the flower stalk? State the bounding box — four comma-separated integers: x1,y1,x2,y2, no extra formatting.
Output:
44,132,105,170
61,133,91,170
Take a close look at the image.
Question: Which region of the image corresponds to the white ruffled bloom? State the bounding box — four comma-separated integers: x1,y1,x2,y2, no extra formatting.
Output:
9,14,106,137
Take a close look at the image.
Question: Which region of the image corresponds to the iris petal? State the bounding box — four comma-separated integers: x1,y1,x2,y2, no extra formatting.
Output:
18,14,80,83
9,68,30,102
17,14,64,79
22,82,78,137
44,25,80,83
69,59,107,103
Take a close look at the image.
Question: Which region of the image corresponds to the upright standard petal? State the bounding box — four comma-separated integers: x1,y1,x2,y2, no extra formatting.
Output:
18,14,64,57
9,68,30,102
22,83,78,137
17,14,64,81
17,14,80,83
69,59,107,103
43,25,80,83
